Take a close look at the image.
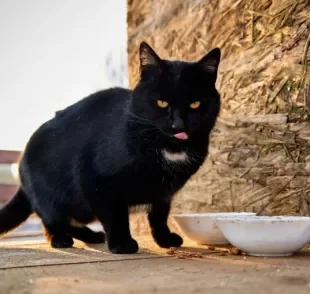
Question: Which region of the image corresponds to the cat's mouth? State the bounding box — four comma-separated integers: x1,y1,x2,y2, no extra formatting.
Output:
159,128,190,141
173,132,188,140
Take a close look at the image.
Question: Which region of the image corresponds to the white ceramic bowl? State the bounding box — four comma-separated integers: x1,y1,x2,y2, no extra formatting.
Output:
171,212,256,245
215,216,310,257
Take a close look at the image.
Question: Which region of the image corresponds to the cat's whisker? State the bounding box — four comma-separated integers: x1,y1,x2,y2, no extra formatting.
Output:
124,107,156,125
127,118,154,126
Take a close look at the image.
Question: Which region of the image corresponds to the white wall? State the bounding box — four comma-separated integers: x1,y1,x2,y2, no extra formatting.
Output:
0,0,128,151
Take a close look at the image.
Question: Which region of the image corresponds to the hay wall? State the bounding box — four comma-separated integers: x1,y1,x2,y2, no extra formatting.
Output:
127,0,310,217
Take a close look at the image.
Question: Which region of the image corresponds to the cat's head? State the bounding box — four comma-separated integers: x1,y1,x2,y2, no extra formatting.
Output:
130,42,221,144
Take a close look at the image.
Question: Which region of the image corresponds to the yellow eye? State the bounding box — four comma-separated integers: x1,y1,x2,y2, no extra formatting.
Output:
157,100,169,108
190,101,200,109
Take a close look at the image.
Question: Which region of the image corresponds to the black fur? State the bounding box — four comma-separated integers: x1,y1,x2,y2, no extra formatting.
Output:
0,42,221,253
0,189,32,233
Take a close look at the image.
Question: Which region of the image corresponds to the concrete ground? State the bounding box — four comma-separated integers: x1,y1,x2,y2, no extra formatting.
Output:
1,227,310,294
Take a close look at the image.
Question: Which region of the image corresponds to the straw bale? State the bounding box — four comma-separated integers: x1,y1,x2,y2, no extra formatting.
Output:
127,0,310,216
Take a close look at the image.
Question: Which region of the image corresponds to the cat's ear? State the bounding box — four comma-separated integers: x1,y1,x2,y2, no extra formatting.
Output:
139,42,161,72
197,48,221,81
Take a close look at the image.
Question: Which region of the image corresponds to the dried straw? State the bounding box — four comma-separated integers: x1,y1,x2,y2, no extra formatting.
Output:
127,0,310,216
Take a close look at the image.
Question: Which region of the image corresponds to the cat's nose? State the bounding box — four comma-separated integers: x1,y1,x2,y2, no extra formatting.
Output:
172,117,185,133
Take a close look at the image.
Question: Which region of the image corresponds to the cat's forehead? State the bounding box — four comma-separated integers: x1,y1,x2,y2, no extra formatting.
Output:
161,60,197,99
164,60,192,80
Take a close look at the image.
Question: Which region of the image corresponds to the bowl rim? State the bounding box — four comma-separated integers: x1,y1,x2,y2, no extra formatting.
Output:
215,215,310,223
171,212,256,218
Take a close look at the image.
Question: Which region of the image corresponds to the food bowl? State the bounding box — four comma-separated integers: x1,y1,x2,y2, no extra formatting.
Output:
171,212,256,245
215,215,310,257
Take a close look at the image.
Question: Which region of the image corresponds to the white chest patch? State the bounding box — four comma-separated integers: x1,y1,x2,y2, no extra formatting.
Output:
162,149,189,163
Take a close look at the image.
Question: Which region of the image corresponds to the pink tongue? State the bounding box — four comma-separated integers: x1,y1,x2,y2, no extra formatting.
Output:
174,132,188,140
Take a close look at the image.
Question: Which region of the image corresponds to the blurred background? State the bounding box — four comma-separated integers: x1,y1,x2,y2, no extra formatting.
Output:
0,0,128,151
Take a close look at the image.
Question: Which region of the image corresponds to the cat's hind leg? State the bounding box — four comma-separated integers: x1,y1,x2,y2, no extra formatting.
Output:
68,220,105,244
43,224,74,248
43,218,105,247
38,208,74,248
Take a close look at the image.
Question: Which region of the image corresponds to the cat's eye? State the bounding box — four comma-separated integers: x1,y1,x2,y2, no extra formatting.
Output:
189,101,201,109
157,100,169,108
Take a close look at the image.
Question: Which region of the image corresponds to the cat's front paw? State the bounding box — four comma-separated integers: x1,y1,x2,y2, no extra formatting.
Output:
154,232,183,248
109,238,139,254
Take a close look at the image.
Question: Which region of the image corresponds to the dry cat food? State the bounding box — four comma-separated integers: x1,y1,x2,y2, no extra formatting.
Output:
166,247,203,259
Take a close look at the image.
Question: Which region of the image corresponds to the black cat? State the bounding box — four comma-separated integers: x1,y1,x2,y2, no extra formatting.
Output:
0,42,221,254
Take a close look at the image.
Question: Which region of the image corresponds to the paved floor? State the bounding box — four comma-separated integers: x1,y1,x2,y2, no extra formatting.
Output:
1,232,310,293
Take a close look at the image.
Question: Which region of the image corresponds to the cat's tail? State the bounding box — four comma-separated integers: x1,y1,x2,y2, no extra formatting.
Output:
0,188,32,235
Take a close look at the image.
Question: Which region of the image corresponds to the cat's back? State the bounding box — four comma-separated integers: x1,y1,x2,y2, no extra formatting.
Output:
22,87,131,165
55,87,131,124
